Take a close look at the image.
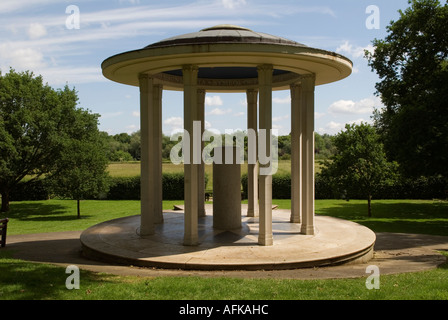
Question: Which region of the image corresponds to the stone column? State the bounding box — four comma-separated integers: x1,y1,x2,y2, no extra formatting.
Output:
290,83,302,223
138,74,162,235
153,84,164,224
301,75,316,235
183,65,200,246
246,89,259,217
197,89,206,218
257,64,274,246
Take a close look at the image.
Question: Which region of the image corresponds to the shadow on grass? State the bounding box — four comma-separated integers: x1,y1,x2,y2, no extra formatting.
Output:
317,200,448,236
4,201,93,222
0,250,114,300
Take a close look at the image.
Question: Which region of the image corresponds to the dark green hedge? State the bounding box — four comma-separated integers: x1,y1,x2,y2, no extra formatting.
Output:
9,173,209,201
241,173,447,200
9,172,446,202
105,173,209,200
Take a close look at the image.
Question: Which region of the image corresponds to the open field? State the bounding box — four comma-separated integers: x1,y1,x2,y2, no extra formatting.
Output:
107,160,324,191
107,160,324,177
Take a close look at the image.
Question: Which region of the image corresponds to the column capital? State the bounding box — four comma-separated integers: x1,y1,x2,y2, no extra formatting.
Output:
300,74,316,92
257,64,273,72
139,73,154,93
246,88,258,104
257,64,273,86
290,82,302,100
182,64,199,72
182,65,199,85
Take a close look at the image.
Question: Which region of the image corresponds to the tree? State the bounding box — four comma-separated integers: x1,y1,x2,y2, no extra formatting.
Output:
0,69,108,213
320,123,398,217
50,119,109,218
0,70,71,211
365,0,448,179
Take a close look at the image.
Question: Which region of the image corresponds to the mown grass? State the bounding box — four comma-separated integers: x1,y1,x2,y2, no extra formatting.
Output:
0,198,447,300
0,249,447,300
3,199,447,236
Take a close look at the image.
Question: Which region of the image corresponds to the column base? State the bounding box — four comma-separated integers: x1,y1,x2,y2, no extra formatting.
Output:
246,209,259,218
301,225,315,235
137,225,155,237
258,234,273,246
290,216,301,224
183,237,199,246
155,214,164,224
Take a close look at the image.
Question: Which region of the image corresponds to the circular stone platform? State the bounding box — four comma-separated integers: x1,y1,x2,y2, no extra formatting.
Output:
80,206,376,271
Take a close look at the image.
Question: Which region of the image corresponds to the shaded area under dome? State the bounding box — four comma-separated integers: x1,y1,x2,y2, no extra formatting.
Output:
164,67,290,80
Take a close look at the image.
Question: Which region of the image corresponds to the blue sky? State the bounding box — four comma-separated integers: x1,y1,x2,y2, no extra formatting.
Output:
0,0,411,136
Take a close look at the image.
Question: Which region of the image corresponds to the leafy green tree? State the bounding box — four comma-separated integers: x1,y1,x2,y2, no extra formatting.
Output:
50,119,109,218
315,133,336,159
365,0,448,179
320,123,398,217
0,69,108,214
109,150,134,162
128,130,141,160
0,70,70,212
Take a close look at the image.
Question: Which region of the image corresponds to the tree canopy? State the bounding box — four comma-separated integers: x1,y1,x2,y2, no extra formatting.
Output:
0,69,108,213
366,0,448,178
319,123,398,217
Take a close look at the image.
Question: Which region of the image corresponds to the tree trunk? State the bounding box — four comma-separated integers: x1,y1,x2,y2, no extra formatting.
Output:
77,199,81,219
367,194,372,218
1,191,10,213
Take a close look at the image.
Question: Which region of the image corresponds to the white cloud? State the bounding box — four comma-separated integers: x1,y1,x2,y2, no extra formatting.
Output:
205,95,223,107
318,118,373,135
336,41,374,59
0,46,46,70
273,95,291,104
32,66,104,86
28,23,47,39
132,111,140,117
0,0,61,14
239,99,248,107
207,108,232,116
164,117,183,127
221,0,247,9
315,112,325,119
119,0,141,4
329,96,382,115
273,115,289,122
233,112,245,117
126,124,137,130
164,117,184,135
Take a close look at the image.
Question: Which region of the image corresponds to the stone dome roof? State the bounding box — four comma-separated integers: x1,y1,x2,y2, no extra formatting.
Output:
146,24,307,49
102,25,352,90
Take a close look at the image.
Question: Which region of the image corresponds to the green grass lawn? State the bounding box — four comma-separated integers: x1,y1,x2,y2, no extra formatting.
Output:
0,198,447,300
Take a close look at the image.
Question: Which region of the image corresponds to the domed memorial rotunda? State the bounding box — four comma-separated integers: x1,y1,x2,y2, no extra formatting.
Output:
81,25,376,270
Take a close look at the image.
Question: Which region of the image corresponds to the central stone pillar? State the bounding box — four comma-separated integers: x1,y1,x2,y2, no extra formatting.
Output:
257,64,274,246
183,65,200,246
213,146,242,231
